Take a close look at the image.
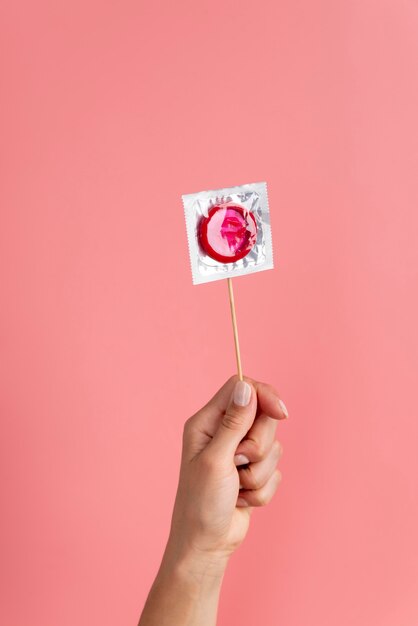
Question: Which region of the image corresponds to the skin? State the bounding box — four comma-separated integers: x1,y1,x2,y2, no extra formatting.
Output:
138,375,287,626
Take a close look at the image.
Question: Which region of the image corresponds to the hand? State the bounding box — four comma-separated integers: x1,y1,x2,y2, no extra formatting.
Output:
166,375,288,572
139,375,288,626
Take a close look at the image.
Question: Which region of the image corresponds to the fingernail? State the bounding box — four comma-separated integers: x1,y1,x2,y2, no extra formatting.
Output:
237,497,249,507
233,380,251,407
234,454,250,466
279,399,289,418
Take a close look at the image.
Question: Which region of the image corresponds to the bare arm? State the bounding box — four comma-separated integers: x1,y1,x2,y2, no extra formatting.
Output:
138,543,227,626
139,376,288,626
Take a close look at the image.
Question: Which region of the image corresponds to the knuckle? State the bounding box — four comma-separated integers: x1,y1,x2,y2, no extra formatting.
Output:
250,440,268,461
222,409,244,431
183,416,195,437
254,471,281,507
241,467,260,490
273,439,282,459
251,474,264,491
255,489,271,507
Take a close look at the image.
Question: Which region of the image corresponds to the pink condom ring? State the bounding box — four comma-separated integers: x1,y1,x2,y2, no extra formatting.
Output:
199,203,257,264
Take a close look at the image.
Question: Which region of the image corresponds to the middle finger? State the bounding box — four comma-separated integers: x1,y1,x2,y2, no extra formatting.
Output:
238,439,282,490
234,413,278,465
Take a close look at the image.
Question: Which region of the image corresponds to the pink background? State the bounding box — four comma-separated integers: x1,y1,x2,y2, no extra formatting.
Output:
1,1,418,625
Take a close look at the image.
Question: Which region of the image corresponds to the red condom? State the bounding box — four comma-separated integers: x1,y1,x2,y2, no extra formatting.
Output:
199,203,257,264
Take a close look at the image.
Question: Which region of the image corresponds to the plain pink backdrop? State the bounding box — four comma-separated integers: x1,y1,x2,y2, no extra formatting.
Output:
1,1,418,625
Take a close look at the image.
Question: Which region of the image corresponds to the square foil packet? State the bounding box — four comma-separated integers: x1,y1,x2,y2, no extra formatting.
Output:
182,181,274,285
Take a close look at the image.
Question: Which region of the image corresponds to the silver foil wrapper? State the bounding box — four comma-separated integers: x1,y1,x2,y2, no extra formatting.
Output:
182,181,274,285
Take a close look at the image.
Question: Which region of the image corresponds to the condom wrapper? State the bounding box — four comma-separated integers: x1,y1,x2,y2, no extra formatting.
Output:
183,182,273,285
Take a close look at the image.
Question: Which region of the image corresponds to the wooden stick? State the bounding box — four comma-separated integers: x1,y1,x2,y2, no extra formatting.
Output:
227,277,243,381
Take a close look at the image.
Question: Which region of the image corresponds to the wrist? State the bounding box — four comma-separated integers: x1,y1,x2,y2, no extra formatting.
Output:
161,536,229,587
140,538,227,626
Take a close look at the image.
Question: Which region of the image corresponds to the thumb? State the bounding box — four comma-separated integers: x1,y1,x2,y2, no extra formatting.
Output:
209,380,257,458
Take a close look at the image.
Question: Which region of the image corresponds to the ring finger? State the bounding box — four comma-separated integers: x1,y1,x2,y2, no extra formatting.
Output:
237,470,282,507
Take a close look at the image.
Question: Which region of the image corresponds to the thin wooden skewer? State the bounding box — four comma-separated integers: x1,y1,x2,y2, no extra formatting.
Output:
227,277,243,381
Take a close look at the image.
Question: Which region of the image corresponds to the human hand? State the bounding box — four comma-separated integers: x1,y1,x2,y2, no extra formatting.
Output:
165,375,288,574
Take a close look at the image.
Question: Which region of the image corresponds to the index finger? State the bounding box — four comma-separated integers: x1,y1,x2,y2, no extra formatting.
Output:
201,375,288,421
249,378,288,421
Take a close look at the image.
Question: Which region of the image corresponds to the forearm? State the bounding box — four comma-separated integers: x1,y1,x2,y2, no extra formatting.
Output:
138,540,228,626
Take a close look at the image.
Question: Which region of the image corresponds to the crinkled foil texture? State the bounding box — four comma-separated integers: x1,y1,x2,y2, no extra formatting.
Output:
183,182,274,285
